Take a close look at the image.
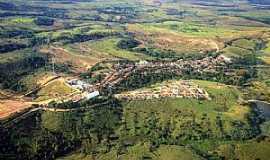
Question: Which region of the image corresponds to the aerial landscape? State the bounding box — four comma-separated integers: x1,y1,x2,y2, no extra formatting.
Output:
0,0,270,159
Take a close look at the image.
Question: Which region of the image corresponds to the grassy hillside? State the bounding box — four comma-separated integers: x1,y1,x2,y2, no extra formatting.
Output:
35,79,76,102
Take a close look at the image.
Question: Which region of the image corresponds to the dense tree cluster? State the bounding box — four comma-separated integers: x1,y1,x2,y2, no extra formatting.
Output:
117,38,141,49
0,43,28,53
34,17,54,26
0,53,48,92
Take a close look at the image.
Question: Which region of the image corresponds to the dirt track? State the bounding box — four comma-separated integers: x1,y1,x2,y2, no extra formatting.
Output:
0,100,31,120
0,76,61,120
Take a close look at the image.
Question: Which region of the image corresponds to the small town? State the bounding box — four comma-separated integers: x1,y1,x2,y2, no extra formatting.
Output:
64,55,231,102
0,55,232,121
114,80,211,100
93,55,232,93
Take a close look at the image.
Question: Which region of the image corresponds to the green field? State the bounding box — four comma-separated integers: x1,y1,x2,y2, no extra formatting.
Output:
35,79,76,102
57,144,201,160
67,38,153,61
121,80,250,140
260,40,270,64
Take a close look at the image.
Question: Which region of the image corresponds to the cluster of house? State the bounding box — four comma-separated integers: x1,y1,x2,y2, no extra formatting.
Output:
134,55,231,73
95,55,232,94
62,55,230,103
100,66,134,88
114,80,211,100
67,79,100,102
171,55,232,74
67,79,93,91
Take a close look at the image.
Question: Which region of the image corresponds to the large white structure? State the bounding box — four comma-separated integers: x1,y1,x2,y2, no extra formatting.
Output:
85,91,100,100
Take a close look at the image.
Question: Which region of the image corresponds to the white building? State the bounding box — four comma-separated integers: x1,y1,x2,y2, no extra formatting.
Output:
85,91,100,100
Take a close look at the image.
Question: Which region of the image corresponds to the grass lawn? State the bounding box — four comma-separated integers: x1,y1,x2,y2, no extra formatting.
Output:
8,17,34,24
0,16,54,32
222,46,253,57
216,140,270,160
17,70,54,93
57,154,94,160
154,145,201,160
128,21,262,39
84,38,153,61
35,79,76,102
0,48,36,64
57,144,202,160
231,39,257,50
260,40,270,65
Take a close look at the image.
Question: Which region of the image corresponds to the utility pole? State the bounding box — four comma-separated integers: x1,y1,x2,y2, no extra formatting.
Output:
52,56,55,75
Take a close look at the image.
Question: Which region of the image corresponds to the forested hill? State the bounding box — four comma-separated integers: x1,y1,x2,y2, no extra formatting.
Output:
248,0,270,5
